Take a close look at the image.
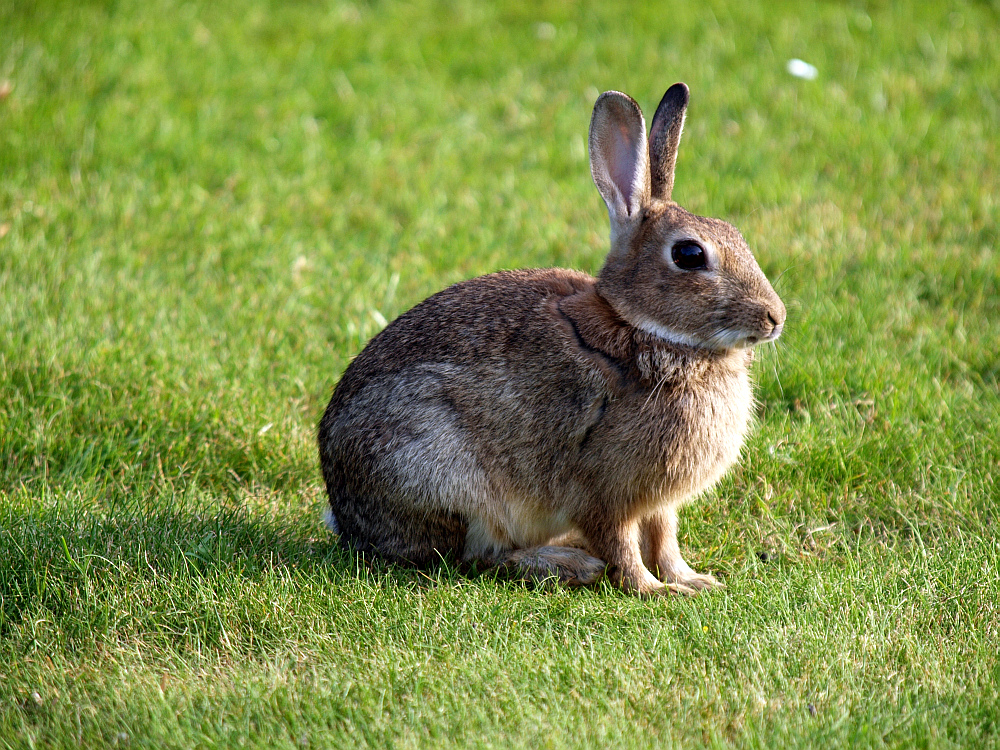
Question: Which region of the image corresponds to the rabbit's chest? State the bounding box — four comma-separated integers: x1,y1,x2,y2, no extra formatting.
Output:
627,356,754,495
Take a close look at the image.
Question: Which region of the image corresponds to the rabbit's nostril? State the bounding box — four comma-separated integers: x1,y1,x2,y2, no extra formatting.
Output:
767,312,779,327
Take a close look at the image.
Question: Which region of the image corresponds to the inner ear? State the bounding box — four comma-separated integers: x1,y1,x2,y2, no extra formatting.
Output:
648,83,689,201
610,121,644,209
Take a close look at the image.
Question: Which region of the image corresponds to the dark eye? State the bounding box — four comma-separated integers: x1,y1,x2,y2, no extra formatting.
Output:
671,241,707,270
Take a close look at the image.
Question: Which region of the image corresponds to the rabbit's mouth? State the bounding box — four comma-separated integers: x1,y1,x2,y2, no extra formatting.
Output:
756,316,785,345
706,323,782,351
728,312,785,349
743,328,783,348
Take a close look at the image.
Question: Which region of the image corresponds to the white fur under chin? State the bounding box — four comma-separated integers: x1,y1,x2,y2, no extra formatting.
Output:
635,318,704,349
706,327,752,350
322,507,340,534
637,318,766,351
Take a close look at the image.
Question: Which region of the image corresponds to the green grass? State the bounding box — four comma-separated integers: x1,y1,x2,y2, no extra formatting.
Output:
2,0,999,746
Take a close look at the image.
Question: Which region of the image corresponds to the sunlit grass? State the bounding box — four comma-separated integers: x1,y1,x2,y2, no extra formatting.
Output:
2,0,998,747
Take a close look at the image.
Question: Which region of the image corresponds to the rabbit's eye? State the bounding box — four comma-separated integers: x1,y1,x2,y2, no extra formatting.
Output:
671,241,707,271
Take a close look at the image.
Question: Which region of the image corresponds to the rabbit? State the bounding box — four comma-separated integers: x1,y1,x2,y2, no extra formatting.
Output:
318,83,786,596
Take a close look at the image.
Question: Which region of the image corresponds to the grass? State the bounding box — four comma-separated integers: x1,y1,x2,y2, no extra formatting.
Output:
1,0,999,746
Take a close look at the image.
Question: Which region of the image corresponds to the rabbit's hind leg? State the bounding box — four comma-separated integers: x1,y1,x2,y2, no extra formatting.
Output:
494,545,606,587
330,491,469,569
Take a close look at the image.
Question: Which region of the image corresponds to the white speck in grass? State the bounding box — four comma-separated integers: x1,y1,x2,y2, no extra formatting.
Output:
337,4,362,24
871,88,888,112
193,23,212,47
370,308,388,328
291,255,310,282
787,59,819,80
258,423,273,436
536,22,556,40
334,70,355,100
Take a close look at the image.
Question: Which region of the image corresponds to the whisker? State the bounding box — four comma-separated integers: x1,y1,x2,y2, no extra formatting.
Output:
642,370,671,412
768,341,784,400
771,262,806,290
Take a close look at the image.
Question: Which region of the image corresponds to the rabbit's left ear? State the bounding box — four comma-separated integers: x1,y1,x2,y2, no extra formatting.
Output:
648,83,689,202
589,91,650,225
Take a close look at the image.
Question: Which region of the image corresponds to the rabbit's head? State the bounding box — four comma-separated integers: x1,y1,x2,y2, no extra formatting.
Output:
590,84,786,351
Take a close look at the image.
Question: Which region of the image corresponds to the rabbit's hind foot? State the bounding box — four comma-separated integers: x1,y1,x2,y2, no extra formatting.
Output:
498,545,606,587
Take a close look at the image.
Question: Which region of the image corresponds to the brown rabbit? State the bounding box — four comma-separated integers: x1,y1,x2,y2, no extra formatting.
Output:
318,84,786,596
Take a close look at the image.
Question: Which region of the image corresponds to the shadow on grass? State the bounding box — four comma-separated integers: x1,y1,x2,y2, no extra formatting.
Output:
0,492,481,645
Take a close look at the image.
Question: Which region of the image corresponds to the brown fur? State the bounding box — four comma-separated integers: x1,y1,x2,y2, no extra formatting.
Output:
318,84,786,596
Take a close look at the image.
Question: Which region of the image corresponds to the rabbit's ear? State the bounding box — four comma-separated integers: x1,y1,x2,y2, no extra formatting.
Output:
648,83,689,201
589,92,650,224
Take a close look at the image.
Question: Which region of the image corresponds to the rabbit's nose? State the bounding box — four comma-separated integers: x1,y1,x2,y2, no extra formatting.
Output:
767,311,784,339
767,304,786,327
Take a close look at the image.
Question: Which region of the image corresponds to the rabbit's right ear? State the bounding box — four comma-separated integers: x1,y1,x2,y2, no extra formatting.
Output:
589,92,650,226
648,83,689,201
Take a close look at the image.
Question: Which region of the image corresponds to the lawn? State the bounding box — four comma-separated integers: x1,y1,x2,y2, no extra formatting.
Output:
1,0,999,747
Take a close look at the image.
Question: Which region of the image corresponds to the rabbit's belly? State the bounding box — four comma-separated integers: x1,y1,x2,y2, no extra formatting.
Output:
462,502,573,559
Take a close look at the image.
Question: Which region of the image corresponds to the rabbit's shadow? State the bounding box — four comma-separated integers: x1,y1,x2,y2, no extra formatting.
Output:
3,495,495,634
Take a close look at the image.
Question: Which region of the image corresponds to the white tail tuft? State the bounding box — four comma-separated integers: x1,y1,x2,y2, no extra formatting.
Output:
322,507,340,534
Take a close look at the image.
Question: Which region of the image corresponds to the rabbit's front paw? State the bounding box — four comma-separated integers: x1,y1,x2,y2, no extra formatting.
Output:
665,570,722,591
656,556,723,592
